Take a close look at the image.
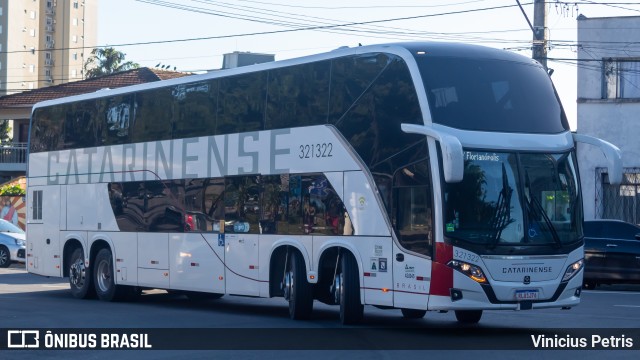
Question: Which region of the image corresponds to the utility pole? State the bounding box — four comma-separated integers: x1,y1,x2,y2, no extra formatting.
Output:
532,0,548,70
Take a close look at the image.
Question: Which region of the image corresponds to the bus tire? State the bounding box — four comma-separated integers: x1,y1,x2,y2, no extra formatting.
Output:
68,248,95,299
339,252,363,325
94,248,130,302
286,251,313,320
0,246,11,268
455,310,482,324
401,308,426,319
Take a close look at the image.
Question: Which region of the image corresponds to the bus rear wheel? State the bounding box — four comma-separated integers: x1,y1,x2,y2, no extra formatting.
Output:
338,252,363,325
284,251,313,320
455,310,482,324
68,248,95,299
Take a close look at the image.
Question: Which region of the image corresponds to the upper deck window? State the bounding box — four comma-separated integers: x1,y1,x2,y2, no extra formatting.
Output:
416,56,569,134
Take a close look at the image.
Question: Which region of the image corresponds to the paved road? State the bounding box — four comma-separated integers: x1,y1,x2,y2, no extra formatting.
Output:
1,264,639,359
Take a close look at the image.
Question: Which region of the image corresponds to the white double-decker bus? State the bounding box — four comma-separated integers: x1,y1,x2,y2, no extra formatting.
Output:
26,42,621,324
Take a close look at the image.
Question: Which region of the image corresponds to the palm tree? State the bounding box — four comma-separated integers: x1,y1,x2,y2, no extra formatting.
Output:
83,47,139,78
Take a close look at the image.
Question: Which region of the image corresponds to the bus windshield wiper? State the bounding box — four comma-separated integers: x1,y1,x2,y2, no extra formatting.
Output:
524,170,562,248
488,163,513,249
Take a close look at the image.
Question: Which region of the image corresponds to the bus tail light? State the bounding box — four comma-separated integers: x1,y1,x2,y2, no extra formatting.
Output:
562,259,583,282
447,260,487,284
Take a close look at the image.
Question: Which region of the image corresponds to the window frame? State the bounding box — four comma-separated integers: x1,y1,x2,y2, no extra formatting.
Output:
602,57,640,100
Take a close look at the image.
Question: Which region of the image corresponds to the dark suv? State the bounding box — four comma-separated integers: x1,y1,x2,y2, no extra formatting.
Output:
583,219,640,289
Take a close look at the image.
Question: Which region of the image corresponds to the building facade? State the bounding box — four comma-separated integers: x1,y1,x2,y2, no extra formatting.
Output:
0,0,97,96
577,15,640,224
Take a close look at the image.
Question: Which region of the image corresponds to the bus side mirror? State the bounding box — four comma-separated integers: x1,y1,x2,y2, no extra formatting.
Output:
573,133,623,185
401,123,464,183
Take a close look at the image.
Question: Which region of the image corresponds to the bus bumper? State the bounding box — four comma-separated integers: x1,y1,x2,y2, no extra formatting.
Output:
427,269,583,311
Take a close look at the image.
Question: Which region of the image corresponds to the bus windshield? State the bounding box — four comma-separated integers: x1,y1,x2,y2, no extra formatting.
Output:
415,56,569,133
443,151,582,248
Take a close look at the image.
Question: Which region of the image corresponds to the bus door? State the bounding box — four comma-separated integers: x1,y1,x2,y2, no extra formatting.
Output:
223,176,260,296
26,185,62,276
391,161,434,310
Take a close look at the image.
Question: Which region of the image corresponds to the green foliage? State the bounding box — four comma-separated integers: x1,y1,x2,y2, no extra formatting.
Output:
0,120,11,143
0,184,25,196
84,47,140,79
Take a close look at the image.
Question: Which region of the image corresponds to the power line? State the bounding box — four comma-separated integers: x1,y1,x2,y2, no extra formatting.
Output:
1,2,531,56
229,0,492,10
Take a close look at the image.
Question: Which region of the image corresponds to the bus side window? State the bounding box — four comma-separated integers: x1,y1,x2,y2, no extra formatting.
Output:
259,175,290,235
184,178,224,232
224,176,260,234
146,180,184,233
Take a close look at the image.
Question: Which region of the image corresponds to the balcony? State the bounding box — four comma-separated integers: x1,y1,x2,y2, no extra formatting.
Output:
0,143,27,173
45,41,55,49
45,59,54,66
45,25,55,32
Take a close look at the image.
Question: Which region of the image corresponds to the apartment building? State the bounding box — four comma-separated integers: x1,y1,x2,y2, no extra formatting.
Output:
0,0,97,96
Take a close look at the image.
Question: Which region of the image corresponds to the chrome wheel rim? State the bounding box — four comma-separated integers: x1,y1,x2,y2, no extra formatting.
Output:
96,260,111,293
283,271,293,301
69,259,86,287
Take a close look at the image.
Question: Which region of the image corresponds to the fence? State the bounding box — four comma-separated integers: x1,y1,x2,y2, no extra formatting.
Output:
595,167,640,225
0,143,28,164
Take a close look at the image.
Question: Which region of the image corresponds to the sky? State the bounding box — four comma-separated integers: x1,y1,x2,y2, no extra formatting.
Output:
97,0,640,130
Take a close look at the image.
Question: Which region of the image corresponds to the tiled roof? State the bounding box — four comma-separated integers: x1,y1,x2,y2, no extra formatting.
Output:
0,67,191,108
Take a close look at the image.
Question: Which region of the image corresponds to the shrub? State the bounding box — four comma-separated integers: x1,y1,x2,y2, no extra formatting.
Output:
0,184,25,196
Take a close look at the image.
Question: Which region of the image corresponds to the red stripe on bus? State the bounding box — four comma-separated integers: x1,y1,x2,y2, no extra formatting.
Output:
362,287,428,296
430,243,453,296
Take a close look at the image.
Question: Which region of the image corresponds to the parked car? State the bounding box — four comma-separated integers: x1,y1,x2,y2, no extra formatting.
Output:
0,219,26,268
583,219,640,289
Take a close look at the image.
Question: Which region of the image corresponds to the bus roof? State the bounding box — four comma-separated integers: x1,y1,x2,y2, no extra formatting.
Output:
31,41,536,113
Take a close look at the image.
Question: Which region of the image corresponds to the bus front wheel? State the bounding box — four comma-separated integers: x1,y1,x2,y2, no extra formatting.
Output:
284,251,313,320
401,308,426,319
68,248,95,299
338,252,363,325
455,310,482,324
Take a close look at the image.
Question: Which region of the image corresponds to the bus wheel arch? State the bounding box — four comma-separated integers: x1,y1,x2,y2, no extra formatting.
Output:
268,243,311,297
62,239,84,278
269,245,314,319
90,240,139,302
64,240,95,299
284,250,314,319
317,246,364,324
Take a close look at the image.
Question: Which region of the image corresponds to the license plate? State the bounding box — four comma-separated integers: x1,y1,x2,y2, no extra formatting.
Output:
515,289,539,301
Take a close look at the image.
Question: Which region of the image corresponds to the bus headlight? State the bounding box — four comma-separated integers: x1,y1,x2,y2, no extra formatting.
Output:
562,259,583,282
447,260,487,284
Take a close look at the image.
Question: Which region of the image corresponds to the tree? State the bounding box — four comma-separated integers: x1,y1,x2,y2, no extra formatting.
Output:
83,47,139,78
0,120,11,144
